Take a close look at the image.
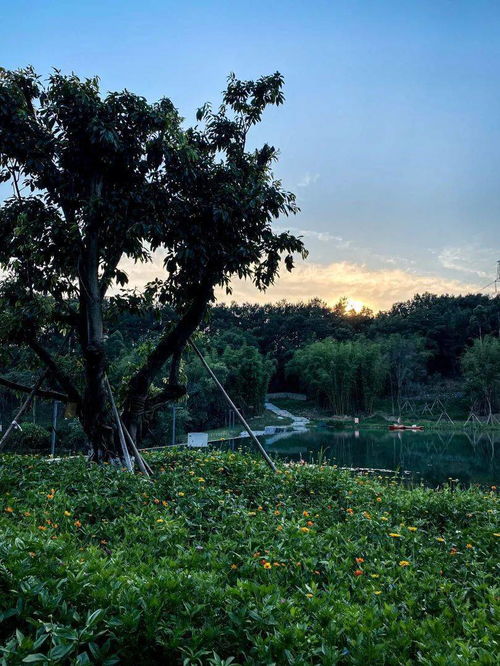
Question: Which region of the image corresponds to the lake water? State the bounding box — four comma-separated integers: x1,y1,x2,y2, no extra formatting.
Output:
258,427,499,486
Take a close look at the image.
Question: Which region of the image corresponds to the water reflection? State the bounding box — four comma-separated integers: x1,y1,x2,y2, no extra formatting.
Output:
264,428,499,486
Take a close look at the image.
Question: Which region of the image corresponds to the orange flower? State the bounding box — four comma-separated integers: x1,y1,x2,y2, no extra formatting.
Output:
300,527,310,533
355,557,364,564
346,508,354,515
38,525,47,531
74,520,82,528
466,543,473,549
230,564,238,570
450,547,457,555
303,511,310,517
4,507,14,513
354,569,363,576
307,520,314,526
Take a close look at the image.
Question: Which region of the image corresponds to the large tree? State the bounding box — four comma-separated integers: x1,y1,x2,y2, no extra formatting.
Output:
0,67,305,460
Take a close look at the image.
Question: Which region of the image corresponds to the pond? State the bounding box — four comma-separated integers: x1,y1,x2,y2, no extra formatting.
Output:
258,427,499,486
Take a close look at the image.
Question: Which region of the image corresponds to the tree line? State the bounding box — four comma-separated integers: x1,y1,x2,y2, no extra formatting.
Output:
1,293,499,450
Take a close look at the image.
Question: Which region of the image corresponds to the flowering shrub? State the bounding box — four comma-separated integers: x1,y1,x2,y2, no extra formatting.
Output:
0,450,498,664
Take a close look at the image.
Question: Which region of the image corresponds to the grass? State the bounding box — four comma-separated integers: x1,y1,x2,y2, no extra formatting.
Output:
0,449,499,665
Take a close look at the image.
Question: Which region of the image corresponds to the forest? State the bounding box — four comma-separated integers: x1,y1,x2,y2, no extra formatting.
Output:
2,291,499,451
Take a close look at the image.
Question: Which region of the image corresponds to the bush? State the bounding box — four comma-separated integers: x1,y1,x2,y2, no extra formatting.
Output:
7,422,50,451
0,450,498,664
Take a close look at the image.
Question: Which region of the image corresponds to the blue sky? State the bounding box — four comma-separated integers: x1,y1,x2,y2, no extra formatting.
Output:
1,0,499,309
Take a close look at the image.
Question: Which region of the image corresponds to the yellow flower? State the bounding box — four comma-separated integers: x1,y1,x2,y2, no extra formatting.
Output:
64,511,71,517
247,511,256,516
177,492,185,497
257,506,263,511
363,511,371,519
156,519,164,523
198,478,205,483
300,527,310,533
230,564,238,570
374,590,382,595
399,560,410,567
389,533,401,538
370,574,380,578
494,533,500,537
4,507,14,513
162,500,168,506
466,543,473,549
381,517,388,521
274,510,281,515
376,497,382,502
407,526,417,532
263,562,272,569
436,537,445,542
305,593,313,598
276,525,283,531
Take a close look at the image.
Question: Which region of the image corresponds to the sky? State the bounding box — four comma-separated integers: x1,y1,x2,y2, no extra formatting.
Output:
1,0,499,311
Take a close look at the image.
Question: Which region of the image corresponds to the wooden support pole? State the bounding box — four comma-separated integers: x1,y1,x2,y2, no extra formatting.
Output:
105,376,133,471
121,421,153,477
0,369,50,451
189,338,277,472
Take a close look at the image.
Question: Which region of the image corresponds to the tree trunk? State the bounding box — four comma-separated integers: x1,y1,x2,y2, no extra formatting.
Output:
79,213,117,460
123,283,213,443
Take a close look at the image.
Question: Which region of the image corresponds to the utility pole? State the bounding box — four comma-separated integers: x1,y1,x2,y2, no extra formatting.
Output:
171,404,177,446
50,400,59,456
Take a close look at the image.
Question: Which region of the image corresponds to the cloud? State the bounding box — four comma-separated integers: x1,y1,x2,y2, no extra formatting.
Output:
117,255,483,313
437,245,497,279
274,224,351,248
297,172,320,188
215,261,484,312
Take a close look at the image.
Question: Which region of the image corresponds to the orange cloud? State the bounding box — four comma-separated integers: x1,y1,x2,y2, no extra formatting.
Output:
215,261,483,312
119,254,483,312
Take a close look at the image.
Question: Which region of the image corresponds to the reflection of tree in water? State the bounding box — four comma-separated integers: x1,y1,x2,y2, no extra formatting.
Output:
267,428,499,485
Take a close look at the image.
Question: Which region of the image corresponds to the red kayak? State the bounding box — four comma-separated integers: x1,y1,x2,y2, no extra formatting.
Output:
389,424,424,431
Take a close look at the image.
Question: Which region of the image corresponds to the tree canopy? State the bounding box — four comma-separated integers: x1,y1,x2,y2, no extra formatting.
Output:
0,67,305,458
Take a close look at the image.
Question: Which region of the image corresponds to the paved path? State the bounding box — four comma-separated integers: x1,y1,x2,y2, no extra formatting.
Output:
264,400,310,428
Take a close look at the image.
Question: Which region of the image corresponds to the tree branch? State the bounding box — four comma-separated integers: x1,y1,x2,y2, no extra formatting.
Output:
0,376,67,402
27,338,82,405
